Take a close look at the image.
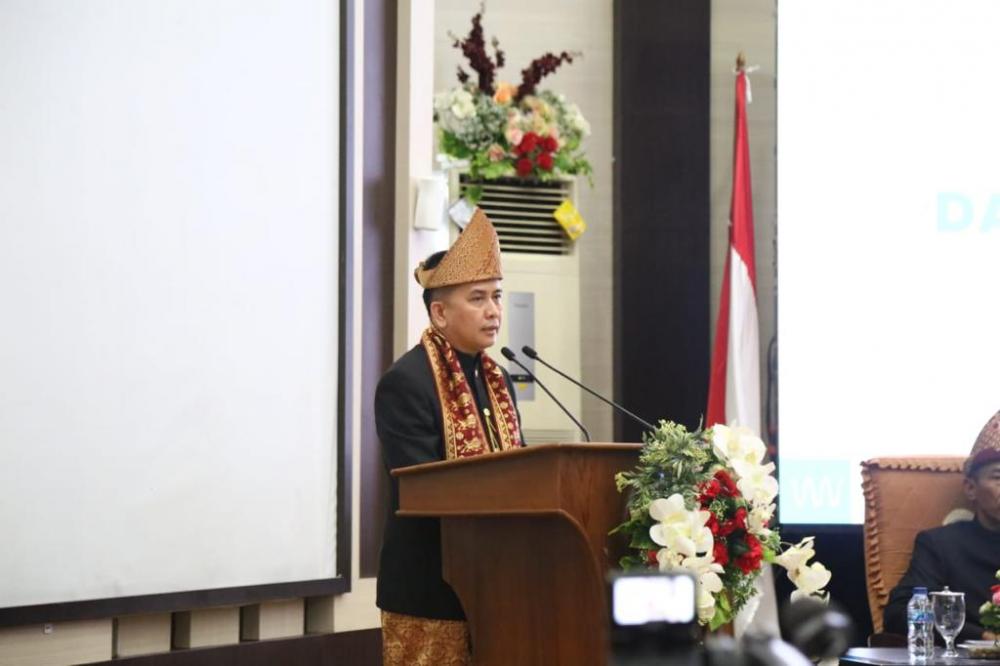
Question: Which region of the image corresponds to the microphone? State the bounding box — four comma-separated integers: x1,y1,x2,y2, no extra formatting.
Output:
500,347,591,442
520,345,657,432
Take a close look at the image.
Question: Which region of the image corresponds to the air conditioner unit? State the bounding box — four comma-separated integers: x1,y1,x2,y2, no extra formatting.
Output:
450,174,583,445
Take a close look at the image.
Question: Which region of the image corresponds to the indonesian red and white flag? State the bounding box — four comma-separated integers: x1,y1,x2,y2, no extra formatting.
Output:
706,68,760,437
707,67,779,637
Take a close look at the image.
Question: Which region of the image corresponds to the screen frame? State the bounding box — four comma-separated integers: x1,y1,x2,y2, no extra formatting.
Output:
0,0,357,628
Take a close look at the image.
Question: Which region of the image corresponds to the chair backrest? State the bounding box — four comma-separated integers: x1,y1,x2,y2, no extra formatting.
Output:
860,456,968,632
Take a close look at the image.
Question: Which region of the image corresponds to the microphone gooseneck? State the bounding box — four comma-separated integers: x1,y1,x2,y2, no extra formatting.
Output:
521,345,656,432
500,347,591,442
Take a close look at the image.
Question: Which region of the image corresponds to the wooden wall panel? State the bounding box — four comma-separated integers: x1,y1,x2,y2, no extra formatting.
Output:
614,0,712,440
359,0,396,580
82,629,382,666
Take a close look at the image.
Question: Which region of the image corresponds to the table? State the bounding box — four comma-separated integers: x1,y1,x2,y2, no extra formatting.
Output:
842,648,1000,666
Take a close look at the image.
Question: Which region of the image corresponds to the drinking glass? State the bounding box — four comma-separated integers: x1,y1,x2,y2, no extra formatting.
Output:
931,588,966,659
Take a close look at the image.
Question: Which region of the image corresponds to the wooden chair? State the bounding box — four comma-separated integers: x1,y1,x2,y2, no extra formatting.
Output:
860,456,968,639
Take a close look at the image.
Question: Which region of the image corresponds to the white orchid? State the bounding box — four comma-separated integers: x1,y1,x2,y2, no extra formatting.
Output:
655,548,684,572
712,424,767,467
789,561,832,602
648,494,714,558
774,537,816,573
731,459,779,505
775,537,831,602
679,552,726,621
748,503,776,538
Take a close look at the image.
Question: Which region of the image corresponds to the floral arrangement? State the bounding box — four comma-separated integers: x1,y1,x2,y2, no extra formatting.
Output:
613,422,831,629
434,9,592,186
980,569,1000,644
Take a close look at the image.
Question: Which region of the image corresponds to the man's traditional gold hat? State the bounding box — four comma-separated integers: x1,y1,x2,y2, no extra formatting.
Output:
413,208,503,289
965,409,1000,476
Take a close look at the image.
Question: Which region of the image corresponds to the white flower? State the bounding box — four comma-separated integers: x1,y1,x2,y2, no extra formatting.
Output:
531,114,549,134
648,494,714,558
791,588,831,604
789,561,832,600
450,88,476,120
731,459,779,505
565,103,591,136
776,537,831,602
697,571,725,621
712,424,766,467
774,537,816,573
680,552,725,622
655,548,683,571
748,503,776,538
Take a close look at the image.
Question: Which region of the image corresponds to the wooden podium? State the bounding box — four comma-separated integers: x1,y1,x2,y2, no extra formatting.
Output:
393,443,641,666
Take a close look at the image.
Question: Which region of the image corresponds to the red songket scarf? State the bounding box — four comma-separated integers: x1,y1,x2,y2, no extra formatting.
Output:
421,327,522,460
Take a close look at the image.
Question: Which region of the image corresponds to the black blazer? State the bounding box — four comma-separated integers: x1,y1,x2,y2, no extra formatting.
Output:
374,344,522,620
883,519,1000,641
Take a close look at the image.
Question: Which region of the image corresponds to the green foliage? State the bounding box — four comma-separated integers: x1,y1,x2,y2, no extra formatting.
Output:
981,602,1000,634
611,420,785,628
463,184,484,204
439,131,473,159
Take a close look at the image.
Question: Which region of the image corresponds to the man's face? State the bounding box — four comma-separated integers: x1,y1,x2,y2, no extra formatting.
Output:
431,279,503,354
965,460,1000,530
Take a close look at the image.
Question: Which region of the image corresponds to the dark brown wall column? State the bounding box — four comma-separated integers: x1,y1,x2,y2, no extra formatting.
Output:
613,0,711,442
359,0,396,578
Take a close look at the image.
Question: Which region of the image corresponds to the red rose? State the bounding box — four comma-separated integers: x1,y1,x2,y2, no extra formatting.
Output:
647,549,659,566
699,479,722,505
537,152,554,171
714,470,740,497
718,519,737,537
992,584,1000,593
515,158,534,177
713,541,729,565
735,551,762,574
732,507,747,530
519,132,539,154
542,135,558,152
705,512,720,536
735,534,763,573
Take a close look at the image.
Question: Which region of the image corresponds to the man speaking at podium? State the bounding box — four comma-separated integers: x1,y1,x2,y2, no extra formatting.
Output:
374,209,524,665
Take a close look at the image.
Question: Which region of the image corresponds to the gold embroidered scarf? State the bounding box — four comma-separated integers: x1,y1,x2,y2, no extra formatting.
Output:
421,327,522,459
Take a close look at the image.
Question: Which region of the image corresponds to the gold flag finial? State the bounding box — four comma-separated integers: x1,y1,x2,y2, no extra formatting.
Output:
736,52,746,72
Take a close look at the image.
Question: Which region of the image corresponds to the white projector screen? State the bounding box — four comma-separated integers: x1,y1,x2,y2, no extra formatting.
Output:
777,0,1000,524
0,0,340,609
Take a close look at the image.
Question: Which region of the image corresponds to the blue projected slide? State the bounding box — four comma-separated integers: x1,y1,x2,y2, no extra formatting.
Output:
778,460,853,524
777,0,1000,524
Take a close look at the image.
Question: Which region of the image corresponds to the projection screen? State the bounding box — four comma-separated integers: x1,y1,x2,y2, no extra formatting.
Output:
777,0,1000,524
0,0,342,611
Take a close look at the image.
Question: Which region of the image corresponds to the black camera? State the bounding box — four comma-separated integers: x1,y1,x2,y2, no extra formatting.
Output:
608,570,853,666
608,570,701,666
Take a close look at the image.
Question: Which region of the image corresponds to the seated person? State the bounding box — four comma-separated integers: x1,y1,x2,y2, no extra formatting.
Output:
883,409,1000,641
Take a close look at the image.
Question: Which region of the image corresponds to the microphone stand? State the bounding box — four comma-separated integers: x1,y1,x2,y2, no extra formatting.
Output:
501,347,591,442
521,346,657,432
